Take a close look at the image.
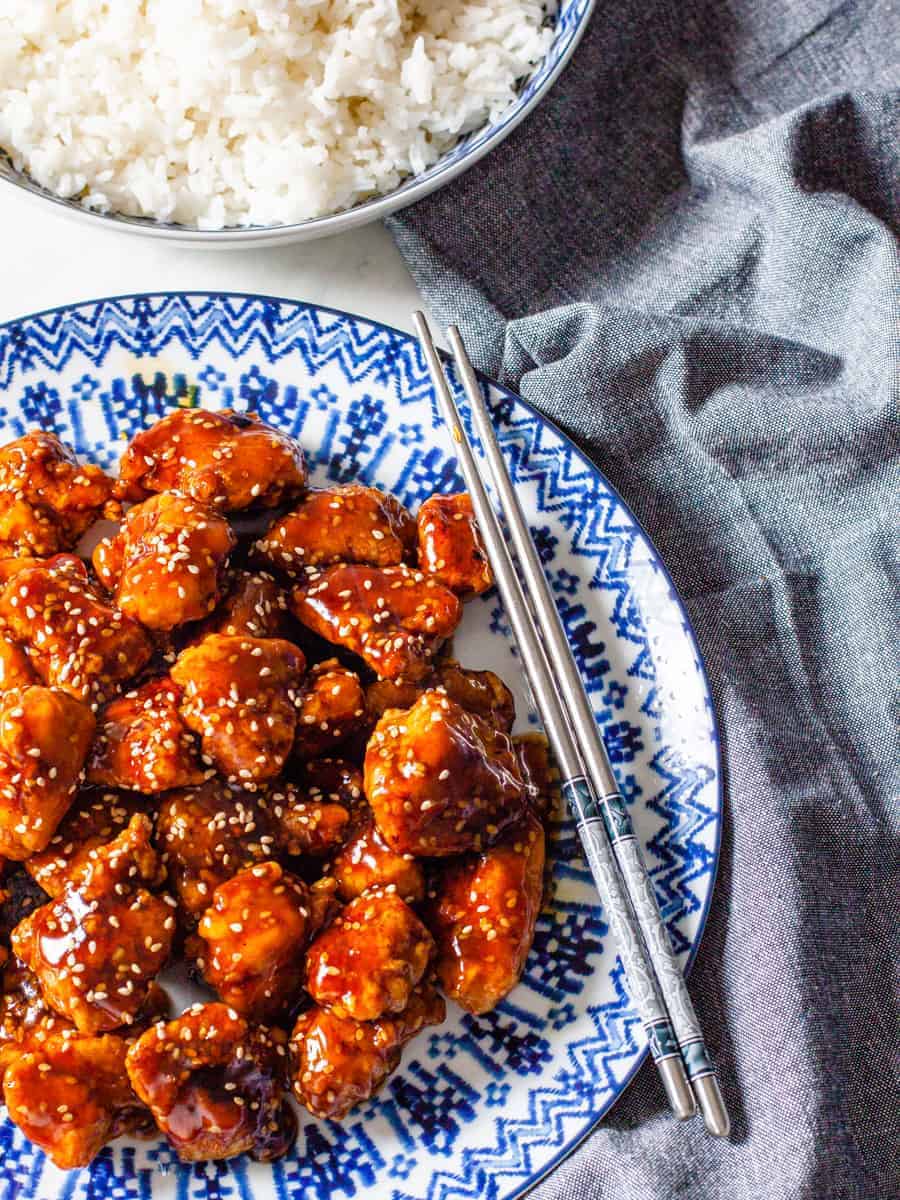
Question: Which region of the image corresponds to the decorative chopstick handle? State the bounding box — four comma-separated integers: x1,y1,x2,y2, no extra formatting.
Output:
604,810,705,1056
413,310,697,1125
563,777,694,1117
594,788,730,1133
442,322,731,1138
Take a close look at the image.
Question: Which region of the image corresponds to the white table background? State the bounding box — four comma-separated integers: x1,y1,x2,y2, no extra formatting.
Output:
0,187,427,333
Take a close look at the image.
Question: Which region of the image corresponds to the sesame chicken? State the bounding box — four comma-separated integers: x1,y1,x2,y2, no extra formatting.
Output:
171,634,306,784
25,789,154,898
0,867,48,945
0,631,37,691
0,432,118,559
436,660,516,731
196,862,311,1021
273,782,351,858
305,890,434,1021
364,690,526,857
289,982,445,1120
255,484,416,577
364,675,423,724
0,958,76,1081
0,556,48,585
87,677,206,793
93,492,235,631
291,563,460,681
0,417,560,1166
190,569,288,641
0,684,95,860
306,875,342,938
426,813,545,1015
293,756,364,812
416,492,493,596
0,956,170,1084
156,782,283,922
293,659,365,761
12,815,174,1033
330,814,426,904
4,1031,152,1168
365,659,515,732
271,758,361,858
125,1002,296,1162
0,555,153,707
115,408,307,512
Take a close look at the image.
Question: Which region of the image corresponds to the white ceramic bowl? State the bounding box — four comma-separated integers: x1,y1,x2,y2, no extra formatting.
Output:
0,1,594,247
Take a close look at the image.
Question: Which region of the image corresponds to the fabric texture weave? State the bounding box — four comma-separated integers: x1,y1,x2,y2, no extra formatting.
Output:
389,1,899,1196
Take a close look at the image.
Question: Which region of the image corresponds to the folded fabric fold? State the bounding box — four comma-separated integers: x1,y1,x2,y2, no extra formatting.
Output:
390,1,899,1195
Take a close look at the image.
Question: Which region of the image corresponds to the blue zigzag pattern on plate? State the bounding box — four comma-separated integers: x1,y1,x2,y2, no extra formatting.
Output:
0,293,720,1200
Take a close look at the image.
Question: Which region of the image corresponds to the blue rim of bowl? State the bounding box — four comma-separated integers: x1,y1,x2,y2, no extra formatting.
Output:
0,1,596,245
0,289,725,1198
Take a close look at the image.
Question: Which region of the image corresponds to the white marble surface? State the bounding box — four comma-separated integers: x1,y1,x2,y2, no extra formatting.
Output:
0,186,427,332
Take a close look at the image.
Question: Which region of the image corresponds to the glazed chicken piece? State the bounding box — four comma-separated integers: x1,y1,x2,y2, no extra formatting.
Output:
0,963,168,1085
293,756,364,811
0,959,75,1081
0,555,153,708
93,492,235,631
171,634,306,784
116,408,307,512
191,569,288,641
417,493,493,596
292,564,460,681
0,868,49,946
436,660,516,731
12,815,175,1033
271,766,354,859
0,631,36,691
513,733,559,820
87,677,206,793
157,781,282,921
126,1002,296,1162
4,1031,152,1169
330,815,426,904
305,890,434,1021
306,875,342,939
364,675,423,723
290,982,445,1120
255,484,416,578
25,789,151,898
0,557,50,587
365,690,526,857
0,432,118,559
195,862,311,1021
427,813,545,1014
0,685,96,860
365,659,515,732
293,659,365,761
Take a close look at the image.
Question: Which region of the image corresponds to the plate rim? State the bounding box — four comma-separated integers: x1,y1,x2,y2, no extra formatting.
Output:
0,289,724,1200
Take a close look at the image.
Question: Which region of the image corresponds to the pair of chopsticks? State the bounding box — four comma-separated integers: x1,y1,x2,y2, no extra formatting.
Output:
413,311,730,1139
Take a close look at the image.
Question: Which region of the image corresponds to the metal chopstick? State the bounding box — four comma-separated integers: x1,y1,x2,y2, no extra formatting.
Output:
442,321,731,1139
413,310,696,1124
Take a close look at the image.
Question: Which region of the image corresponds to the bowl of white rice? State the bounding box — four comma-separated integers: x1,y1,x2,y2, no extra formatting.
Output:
0,0,593,246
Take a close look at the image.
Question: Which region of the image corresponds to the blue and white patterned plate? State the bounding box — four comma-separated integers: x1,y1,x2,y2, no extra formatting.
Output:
0,294,722,1200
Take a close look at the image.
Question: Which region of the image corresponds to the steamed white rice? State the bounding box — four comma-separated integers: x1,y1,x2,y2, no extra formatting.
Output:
0,0,554,229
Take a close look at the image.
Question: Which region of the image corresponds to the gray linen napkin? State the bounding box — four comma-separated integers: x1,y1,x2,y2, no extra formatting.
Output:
389,1,900,1196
